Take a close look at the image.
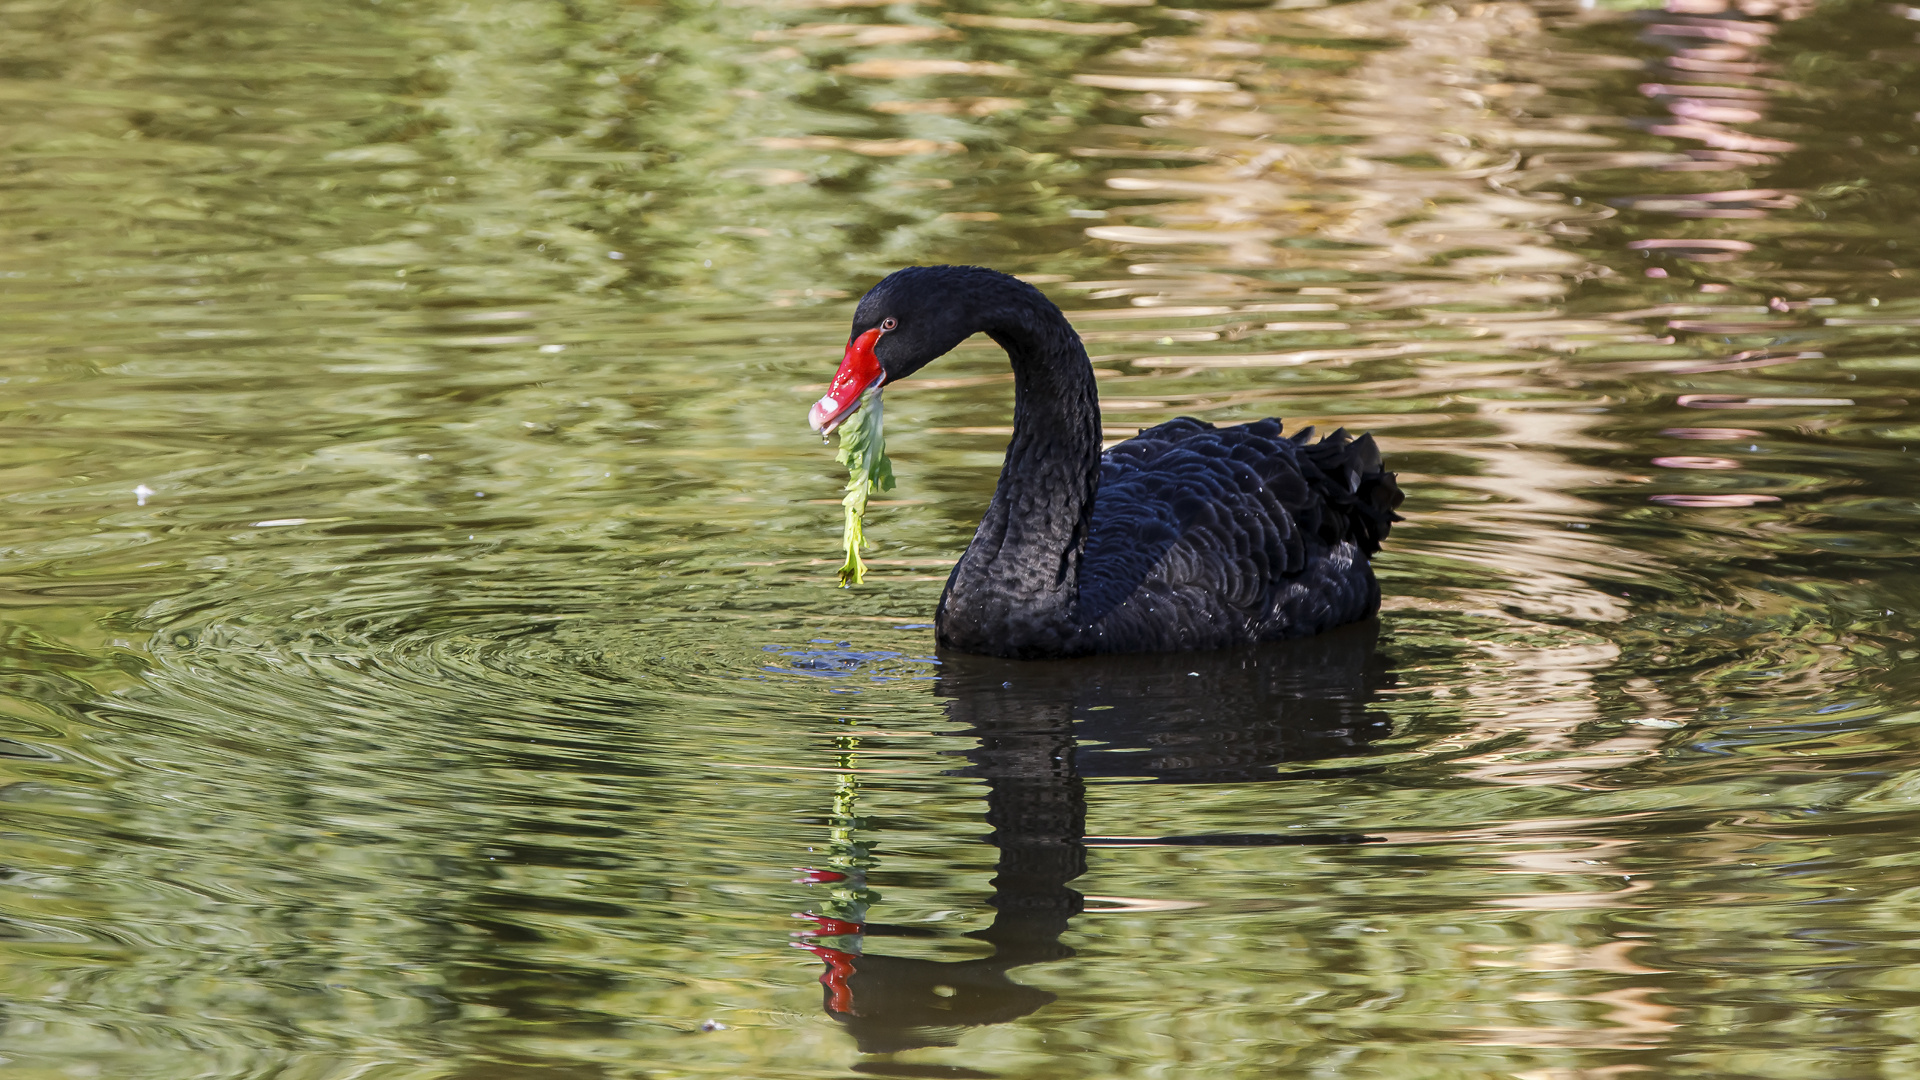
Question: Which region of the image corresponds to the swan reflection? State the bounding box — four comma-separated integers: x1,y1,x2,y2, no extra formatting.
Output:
798,620,1394,1055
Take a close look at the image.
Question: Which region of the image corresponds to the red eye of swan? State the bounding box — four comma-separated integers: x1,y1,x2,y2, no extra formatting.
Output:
880,318,897,331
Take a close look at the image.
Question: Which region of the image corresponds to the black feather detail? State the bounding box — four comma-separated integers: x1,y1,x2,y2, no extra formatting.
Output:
1073,418,1402,655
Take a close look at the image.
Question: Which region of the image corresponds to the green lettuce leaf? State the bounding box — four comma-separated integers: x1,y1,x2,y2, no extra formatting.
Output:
833,388,895,587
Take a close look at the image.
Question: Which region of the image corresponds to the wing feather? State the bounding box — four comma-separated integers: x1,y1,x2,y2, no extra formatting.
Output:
1074,418,1401,653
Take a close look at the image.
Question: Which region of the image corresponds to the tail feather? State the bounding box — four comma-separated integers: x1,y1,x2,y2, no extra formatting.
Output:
1299,428,1402,554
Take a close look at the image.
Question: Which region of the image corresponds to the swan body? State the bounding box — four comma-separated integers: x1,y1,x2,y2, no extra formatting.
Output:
809,265,1401,659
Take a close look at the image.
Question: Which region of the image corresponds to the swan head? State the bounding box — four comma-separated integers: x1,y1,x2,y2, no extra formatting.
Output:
808,266,1009,433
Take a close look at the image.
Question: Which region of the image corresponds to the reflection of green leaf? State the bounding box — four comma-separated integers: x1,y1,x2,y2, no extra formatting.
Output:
1812,178,1871,203
823,739,880,923
833,389,895,587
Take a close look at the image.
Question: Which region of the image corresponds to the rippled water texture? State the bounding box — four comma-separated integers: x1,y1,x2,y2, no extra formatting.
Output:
5,0,1920,1075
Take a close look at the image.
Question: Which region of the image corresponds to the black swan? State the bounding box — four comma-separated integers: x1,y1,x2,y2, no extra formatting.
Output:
808,265,1402,659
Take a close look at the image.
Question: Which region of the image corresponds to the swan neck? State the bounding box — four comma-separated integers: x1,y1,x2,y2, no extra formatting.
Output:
937,294,1101,657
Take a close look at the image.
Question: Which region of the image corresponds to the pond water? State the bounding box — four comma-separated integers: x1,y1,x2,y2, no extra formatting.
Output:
4,0,1920,1076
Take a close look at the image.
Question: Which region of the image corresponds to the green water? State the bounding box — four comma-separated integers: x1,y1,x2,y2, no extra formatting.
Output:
5,0,1920,1075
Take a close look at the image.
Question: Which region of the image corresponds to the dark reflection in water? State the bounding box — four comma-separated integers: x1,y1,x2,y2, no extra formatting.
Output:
801,624,1391,1056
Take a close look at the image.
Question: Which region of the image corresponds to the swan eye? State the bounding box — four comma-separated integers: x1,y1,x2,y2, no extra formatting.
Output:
880,317,898,331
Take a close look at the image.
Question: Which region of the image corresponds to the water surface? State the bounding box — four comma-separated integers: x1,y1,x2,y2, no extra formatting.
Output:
5,0,1920,1076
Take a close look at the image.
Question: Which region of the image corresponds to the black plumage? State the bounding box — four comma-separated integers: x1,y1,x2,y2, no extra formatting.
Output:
839,265,1402,659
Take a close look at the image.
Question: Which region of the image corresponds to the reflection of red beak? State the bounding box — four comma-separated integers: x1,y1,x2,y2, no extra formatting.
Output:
797,942,859,1015
793,913,864,938
808,328,885,435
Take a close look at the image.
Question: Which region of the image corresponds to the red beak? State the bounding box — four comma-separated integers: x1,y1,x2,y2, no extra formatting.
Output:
808,328,884,434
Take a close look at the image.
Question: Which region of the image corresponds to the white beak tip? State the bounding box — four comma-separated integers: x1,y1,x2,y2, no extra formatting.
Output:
808,396,838,433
